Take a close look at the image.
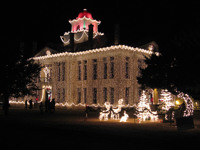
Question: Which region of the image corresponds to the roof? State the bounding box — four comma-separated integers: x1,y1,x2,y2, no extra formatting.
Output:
34,47,59,57
77,9,93,19
33,45,158,60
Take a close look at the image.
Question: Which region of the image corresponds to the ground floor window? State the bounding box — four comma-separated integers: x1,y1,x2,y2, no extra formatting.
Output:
103,87,107,103
125,87,129,104
84,88,87,104
77,88,81,104
110,87,114,104
93,88,97,104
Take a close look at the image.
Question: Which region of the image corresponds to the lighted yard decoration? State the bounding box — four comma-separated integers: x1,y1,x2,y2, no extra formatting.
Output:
177,92,194,117
111,99,123,120
136,90,158,122
99,102,111,121
159,89,175,120
99,99,129,122
175,92,194,129
120,111,129,122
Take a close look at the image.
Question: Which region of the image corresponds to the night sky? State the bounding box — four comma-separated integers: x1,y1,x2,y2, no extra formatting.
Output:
2,1,200,56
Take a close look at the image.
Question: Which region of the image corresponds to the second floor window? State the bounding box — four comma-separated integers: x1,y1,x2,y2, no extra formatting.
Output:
58,63,60,81
78,61,81,80
84,60,87,80
103,57,107,79
125,57,130,79
93,59,97,80
110,57,114,79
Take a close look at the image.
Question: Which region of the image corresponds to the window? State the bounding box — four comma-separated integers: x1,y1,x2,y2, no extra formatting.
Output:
62,88,65,102
62,62,65,81
110,87,114,104
84,88,87,104
93,59,97,80
103,58,107,79
78,61,81,80
125,57,130,79
93,88,97,104
76,25,80,31
110,57,114,79
77,88,81,104
125,88,129,104
84,60,87,80
57,88,60,103
58,63,60,81
103,87,107,102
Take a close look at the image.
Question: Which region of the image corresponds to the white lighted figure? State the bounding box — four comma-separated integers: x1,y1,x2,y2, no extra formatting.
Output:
111,99,123,120
99,102,111,121
120,111,129,122
105,102,111,111
99,111,110,121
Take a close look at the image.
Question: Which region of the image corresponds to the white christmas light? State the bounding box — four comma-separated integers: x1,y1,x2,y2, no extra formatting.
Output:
120,111,129,122
136,90,158,122
33,45,156,61
177,92,194,117
99,102,111,121
159,89,174,120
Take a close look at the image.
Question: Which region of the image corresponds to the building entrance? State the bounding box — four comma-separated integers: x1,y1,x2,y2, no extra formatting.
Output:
45,88,52,101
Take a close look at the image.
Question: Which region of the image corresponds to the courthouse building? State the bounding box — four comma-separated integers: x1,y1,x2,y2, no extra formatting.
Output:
32,9,158,106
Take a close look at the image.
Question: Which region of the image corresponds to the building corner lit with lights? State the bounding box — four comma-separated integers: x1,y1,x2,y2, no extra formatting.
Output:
15,9,160,107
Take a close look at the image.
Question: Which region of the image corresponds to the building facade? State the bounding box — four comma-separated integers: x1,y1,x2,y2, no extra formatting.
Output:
32,9,156,106
34,45,153,106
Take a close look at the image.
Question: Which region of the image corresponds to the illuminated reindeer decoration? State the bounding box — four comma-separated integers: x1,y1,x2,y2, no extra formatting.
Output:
111,99,123,120
99,99,128,121
99,102,111,121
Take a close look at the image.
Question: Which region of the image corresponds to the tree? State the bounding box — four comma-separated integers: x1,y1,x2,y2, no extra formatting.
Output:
0,42,41,115
137,39,200,99
137,53,177,93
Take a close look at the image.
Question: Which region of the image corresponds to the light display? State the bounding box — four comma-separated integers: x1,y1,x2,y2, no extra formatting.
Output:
177,92,194,117
111,99,123,120
99,99,128,122
136,90,158,122
120,111,129,122
60,9,103,45
159,89,175,120
99,102,111,121
60,30,104,45
33,45,157,60
43,66,50,82
10,9,160,114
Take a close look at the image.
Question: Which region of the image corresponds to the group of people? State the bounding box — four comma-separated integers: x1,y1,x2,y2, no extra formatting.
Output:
25,99,33,109
25,98,56,114
39,98,55,114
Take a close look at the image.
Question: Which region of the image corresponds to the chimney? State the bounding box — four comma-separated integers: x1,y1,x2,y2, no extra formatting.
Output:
114,24,120,45
70,32,74,51
88,24,93,49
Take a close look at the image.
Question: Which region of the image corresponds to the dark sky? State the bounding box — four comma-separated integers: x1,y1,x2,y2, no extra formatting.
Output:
2,1,200,54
